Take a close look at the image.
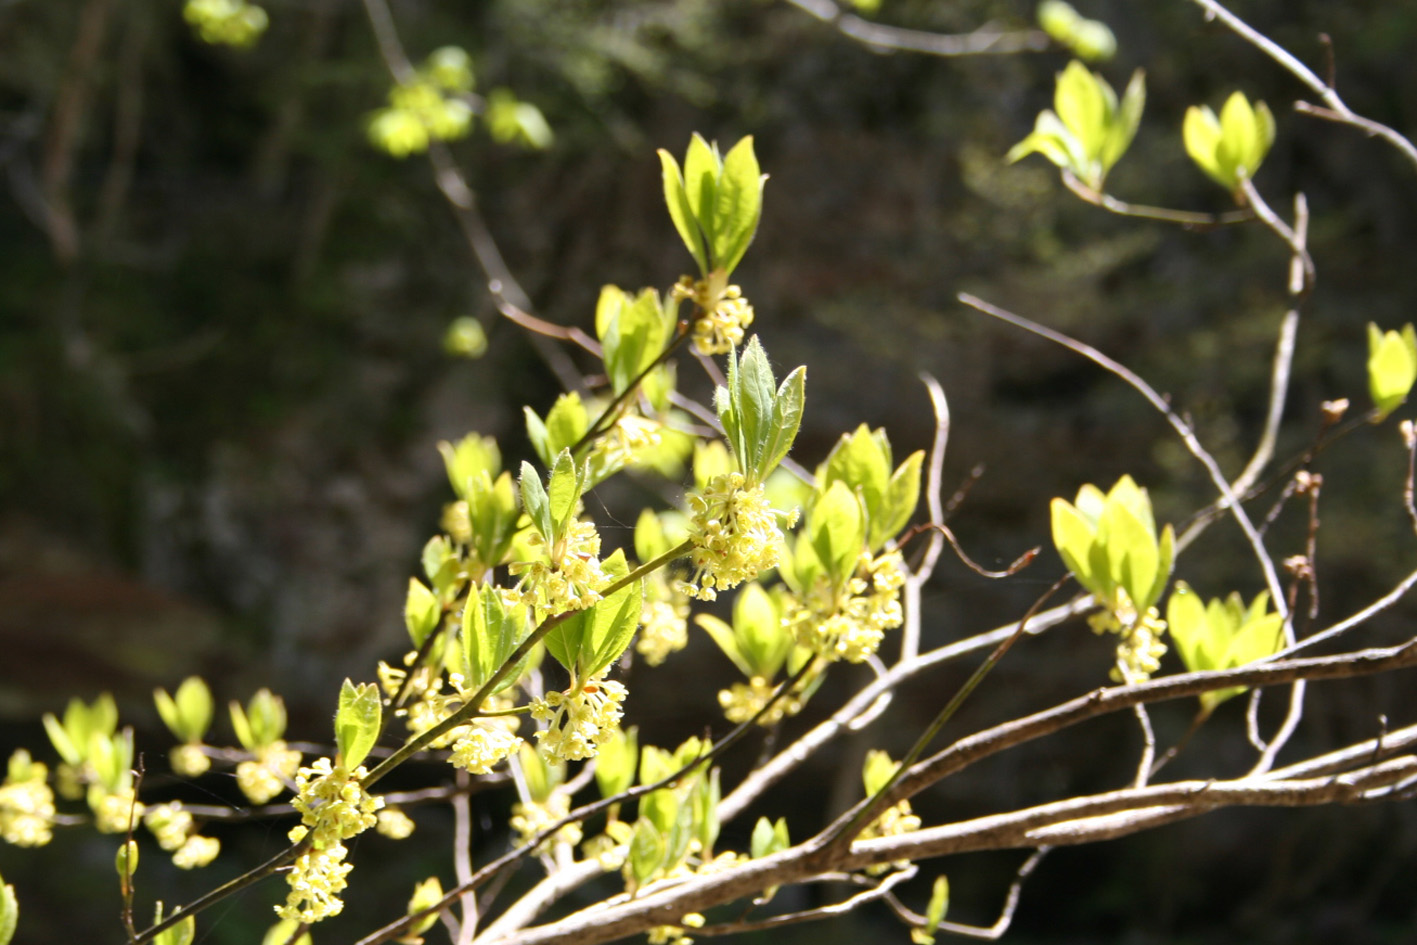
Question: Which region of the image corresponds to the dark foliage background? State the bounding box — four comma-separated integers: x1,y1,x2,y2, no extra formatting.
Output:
2,0,1416,942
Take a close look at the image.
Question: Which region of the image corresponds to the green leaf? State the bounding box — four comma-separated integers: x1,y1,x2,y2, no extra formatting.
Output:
461,584,531,695
595,725,639,799
696,613,751,676
153,913,195,945
1050,497,1099,593
519,461,554,544
581,550,642,678
1102,69,1145,175
683,134,721,260
712,136,765,276
1055,61,1107,164
0,876,16,945
1368,322,1417,419
438,434,501,500
861,749,899,795
880,450,925,548
262,920,312,945
405,877,444,940
733,337,776,476
628,818,666,889
760,366,807,483
546,450,583,535
658,149,708,274
335,679,382,770
810,481,866,589
693,766,721,856
734,582,793,679
750,815,789,859
404,578,442,648
925,874,950,929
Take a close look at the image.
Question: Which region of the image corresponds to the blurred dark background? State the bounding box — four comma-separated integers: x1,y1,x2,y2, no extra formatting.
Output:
3,0,1417,942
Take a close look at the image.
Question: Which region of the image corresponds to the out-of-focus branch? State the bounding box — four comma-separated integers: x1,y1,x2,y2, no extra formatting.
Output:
783,0,1049,57
358,0,585,392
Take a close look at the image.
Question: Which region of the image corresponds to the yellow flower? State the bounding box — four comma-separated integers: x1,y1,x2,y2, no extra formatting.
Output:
450,724,523,774
375,807,416,839
673,272,755,356
680,473,787,601
173,834,221,869
511,520,609,619
0,758,55,847
277,842,354,923
530,679,627,762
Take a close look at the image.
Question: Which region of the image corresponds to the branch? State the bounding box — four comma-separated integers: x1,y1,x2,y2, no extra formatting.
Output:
958,292,1288,616
1187,0,1417,172
783,0,1049,57
1061,171,1253,228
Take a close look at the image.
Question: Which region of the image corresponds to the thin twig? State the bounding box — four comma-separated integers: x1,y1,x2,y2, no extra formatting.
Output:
902,373,951,661
783,0,1049,57
1131,704,1157,789
1062,171,1253,228
1186,0,1417,172
692,867,915,936
886,847,1050,941
959,292,1289,615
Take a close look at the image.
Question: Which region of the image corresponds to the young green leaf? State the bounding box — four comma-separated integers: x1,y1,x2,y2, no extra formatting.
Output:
404,578,441,648
519,461,555,545
1367,322,1417,420
659,149,708,274
461,584,532,695
335,679,382,770
712,136,765,276
0,874,15,945
595,725,639,799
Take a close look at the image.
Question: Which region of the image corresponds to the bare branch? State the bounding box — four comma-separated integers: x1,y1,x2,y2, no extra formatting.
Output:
958,292,1288,615
783,0,1049,57
1187,0,1417,172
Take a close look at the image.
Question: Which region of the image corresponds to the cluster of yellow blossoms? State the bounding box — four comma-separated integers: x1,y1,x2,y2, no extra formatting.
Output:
1088,587,1168,683
236,741,302,804
450,723,524,774
512,520,609,618
717,675,805,726
144,801,221,869
278,758,384,924
680,473,791,601
531,679,628,762
789,549,907,663
510,792,581,853
636,573,690,666
672,272,755,356
0,752,54,847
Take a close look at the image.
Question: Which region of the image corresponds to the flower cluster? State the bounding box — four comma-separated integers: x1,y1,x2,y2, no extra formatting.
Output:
450,723,524,774
789,549,907,663
1089,587,1168,683
236,741,302,804
144,801,221,869
717,676,804,726
280,843,354,924
93,787,143,834
183,0,267,48
512,520,610,619
592,413,665,472
673,272,755,355
680,473,790,601
278,758,384,924
530,679,627,762
169,743,211,778
856,798,922,875
375,807,416,839
647,913,706,945
636,573,690,666
510,792,581,853
0,753,54,847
